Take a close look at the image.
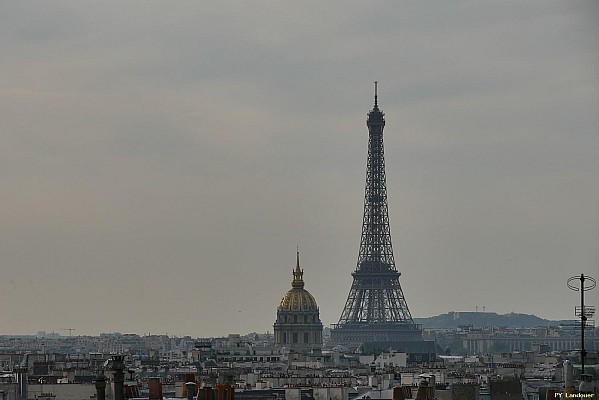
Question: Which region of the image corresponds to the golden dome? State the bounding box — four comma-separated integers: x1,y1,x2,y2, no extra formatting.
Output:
278,251,319,312
279,288,319,312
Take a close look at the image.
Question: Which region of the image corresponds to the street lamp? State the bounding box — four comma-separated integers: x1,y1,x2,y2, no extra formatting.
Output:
567,274,596,375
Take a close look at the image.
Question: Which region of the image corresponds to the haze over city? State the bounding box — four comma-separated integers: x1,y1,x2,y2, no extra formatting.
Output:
1,2,598,337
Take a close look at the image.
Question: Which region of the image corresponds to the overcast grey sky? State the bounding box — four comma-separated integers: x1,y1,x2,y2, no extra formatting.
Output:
1,1,598,337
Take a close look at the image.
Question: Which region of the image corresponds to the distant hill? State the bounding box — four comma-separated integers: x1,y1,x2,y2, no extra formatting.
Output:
413,312,575,328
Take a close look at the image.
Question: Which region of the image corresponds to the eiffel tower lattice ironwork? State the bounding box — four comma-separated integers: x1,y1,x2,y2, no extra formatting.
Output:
331,83,422,345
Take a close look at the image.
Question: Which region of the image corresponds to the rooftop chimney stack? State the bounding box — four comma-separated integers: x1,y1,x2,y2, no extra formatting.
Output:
185,382,197,400
111,355,125,400
95,373,107,400
148,377,163,400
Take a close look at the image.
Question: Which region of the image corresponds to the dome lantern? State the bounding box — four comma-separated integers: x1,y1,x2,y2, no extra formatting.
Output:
292,250,304,288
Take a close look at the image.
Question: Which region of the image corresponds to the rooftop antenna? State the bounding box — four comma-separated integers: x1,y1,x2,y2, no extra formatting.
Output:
567,273,596,375
374,81,378,108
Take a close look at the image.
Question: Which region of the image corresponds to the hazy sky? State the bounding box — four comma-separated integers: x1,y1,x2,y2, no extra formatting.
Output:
1,2,598,337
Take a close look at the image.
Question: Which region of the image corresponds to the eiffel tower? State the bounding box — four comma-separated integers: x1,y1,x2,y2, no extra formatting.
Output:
331,83,422,346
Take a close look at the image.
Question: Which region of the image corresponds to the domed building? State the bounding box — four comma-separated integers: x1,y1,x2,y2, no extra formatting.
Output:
274,252,323,352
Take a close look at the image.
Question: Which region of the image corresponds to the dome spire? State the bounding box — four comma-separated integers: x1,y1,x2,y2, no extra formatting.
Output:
292,248,304,288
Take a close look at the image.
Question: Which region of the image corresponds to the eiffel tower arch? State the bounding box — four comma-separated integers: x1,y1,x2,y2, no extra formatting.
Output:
331,84,423,347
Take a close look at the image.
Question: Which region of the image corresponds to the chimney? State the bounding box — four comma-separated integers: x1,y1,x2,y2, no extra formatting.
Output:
181,374,196,398
16,368,28,400
148,377,163,400
392,386,405,400
185,382,197,400
415,378,433,400
111,356,125,400
95,373,107,400
216,384,233,400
